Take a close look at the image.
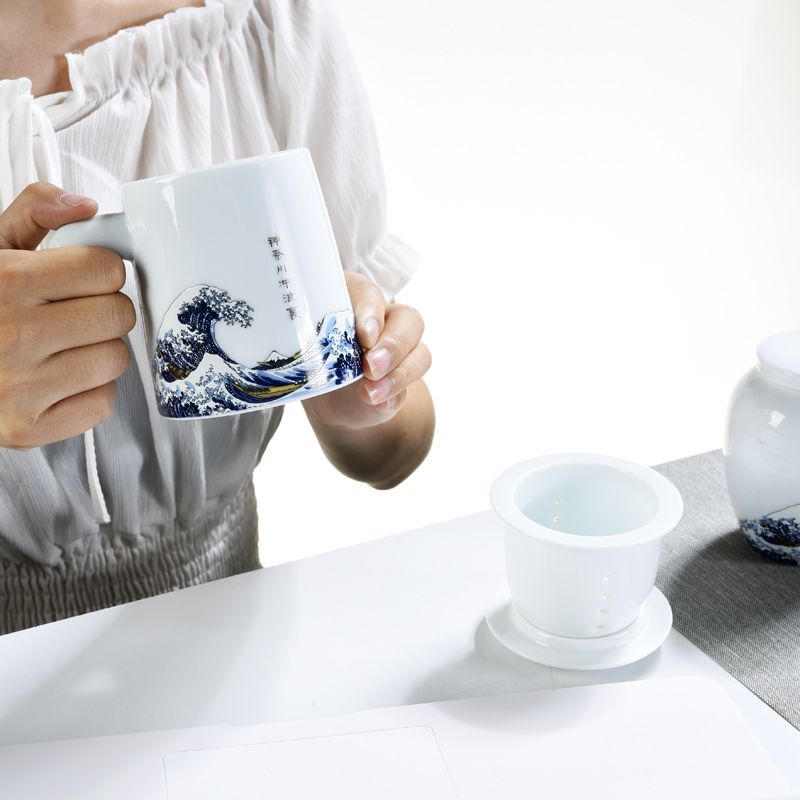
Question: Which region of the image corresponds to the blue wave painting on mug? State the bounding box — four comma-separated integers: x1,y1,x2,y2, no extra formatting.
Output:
153,285,361,418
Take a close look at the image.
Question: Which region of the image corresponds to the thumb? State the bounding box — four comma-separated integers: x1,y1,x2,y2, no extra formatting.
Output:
0,182,98,251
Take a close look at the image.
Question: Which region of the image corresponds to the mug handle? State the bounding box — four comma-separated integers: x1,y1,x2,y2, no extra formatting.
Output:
48,212,134,261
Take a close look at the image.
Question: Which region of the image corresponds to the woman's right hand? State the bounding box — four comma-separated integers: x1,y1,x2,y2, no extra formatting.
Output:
0,182,135,450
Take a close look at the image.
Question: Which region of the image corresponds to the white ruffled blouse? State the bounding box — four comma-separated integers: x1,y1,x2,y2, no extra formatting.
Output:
0,0,416,631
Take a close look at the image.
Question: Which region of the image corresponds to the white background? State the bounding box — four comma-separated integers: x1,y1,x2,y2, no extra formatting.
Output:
254,0,800,567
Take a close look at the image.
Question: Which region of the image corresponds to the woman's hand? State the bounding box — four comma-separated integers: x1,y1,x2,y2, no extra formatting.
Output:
302,271,434,489
303,271,431,428
0,183,135,450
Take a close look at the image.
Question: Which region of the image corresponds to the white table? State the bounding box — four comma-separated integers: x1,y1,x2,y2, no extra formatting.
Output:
1,510,799,794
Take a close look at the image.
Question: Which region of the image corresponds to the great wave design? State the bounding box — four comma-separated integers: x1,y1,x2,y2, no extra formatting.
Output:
153,285,362,419
740,502,800,564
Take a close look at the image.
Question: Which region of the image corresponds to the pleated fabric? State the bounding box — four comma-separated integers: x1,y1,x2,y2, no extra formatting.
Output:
0,0,418,633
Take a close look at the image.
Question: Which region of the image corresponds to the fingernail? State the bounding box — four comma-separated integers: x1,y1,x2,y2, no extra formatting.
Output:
363,317,380,347
366,376,392,404
366,347,392,378
59,193,95,207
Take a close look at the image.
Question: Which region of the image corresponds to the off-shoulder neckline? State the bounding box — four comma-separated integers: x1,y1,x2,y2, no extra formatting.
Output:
28,0,253,130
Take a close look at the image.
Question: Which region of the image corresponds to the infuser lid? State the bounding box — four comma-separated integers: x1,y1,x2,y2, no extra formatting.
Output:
756,330,800,391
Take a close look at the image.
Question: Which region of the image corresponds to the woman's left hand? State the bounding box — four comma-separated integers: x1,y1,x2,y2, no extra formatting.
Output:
302,271,431,430
302,271,434,489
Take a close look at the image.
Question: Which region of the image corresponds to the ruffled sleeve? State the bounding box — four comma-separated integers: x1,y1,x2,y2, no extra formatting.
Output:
267,0,419,299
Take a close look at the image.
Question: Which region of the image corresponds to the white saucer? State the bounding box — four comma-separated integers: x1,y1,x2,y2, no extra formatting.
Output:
485,584,673,670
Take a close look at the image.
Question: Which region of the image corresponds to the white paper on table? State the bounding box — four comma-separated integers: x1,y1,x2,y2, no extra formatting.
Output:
160,677,791,800
163,726,457,800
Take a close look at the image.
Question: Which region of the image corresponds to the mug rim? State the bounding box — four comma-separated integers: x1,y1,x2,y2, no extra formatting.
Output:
490,452,683,549
124,148,307,189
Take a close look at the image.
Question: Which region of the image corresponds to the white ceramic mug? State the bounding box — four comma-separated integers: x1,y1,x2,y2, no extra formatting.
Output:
49,149,361,419
491,453,683,639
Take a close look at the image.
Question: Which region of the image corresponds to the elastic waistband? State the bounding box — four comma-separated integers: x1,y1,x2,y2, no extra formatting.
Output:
0,481,260,635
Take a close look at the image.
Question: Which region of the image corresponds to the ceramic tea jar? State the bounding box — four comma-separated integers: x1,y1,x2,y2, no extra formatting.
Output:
724,330,800,563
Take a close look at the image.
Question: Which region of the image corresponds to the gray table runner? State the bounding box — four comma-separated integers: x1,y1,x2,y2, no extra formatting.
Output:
654,450,800,728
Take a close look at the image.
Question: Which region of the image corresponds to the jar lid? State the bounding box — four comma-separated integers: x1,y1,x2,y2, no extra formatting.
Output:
756,330,800,390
